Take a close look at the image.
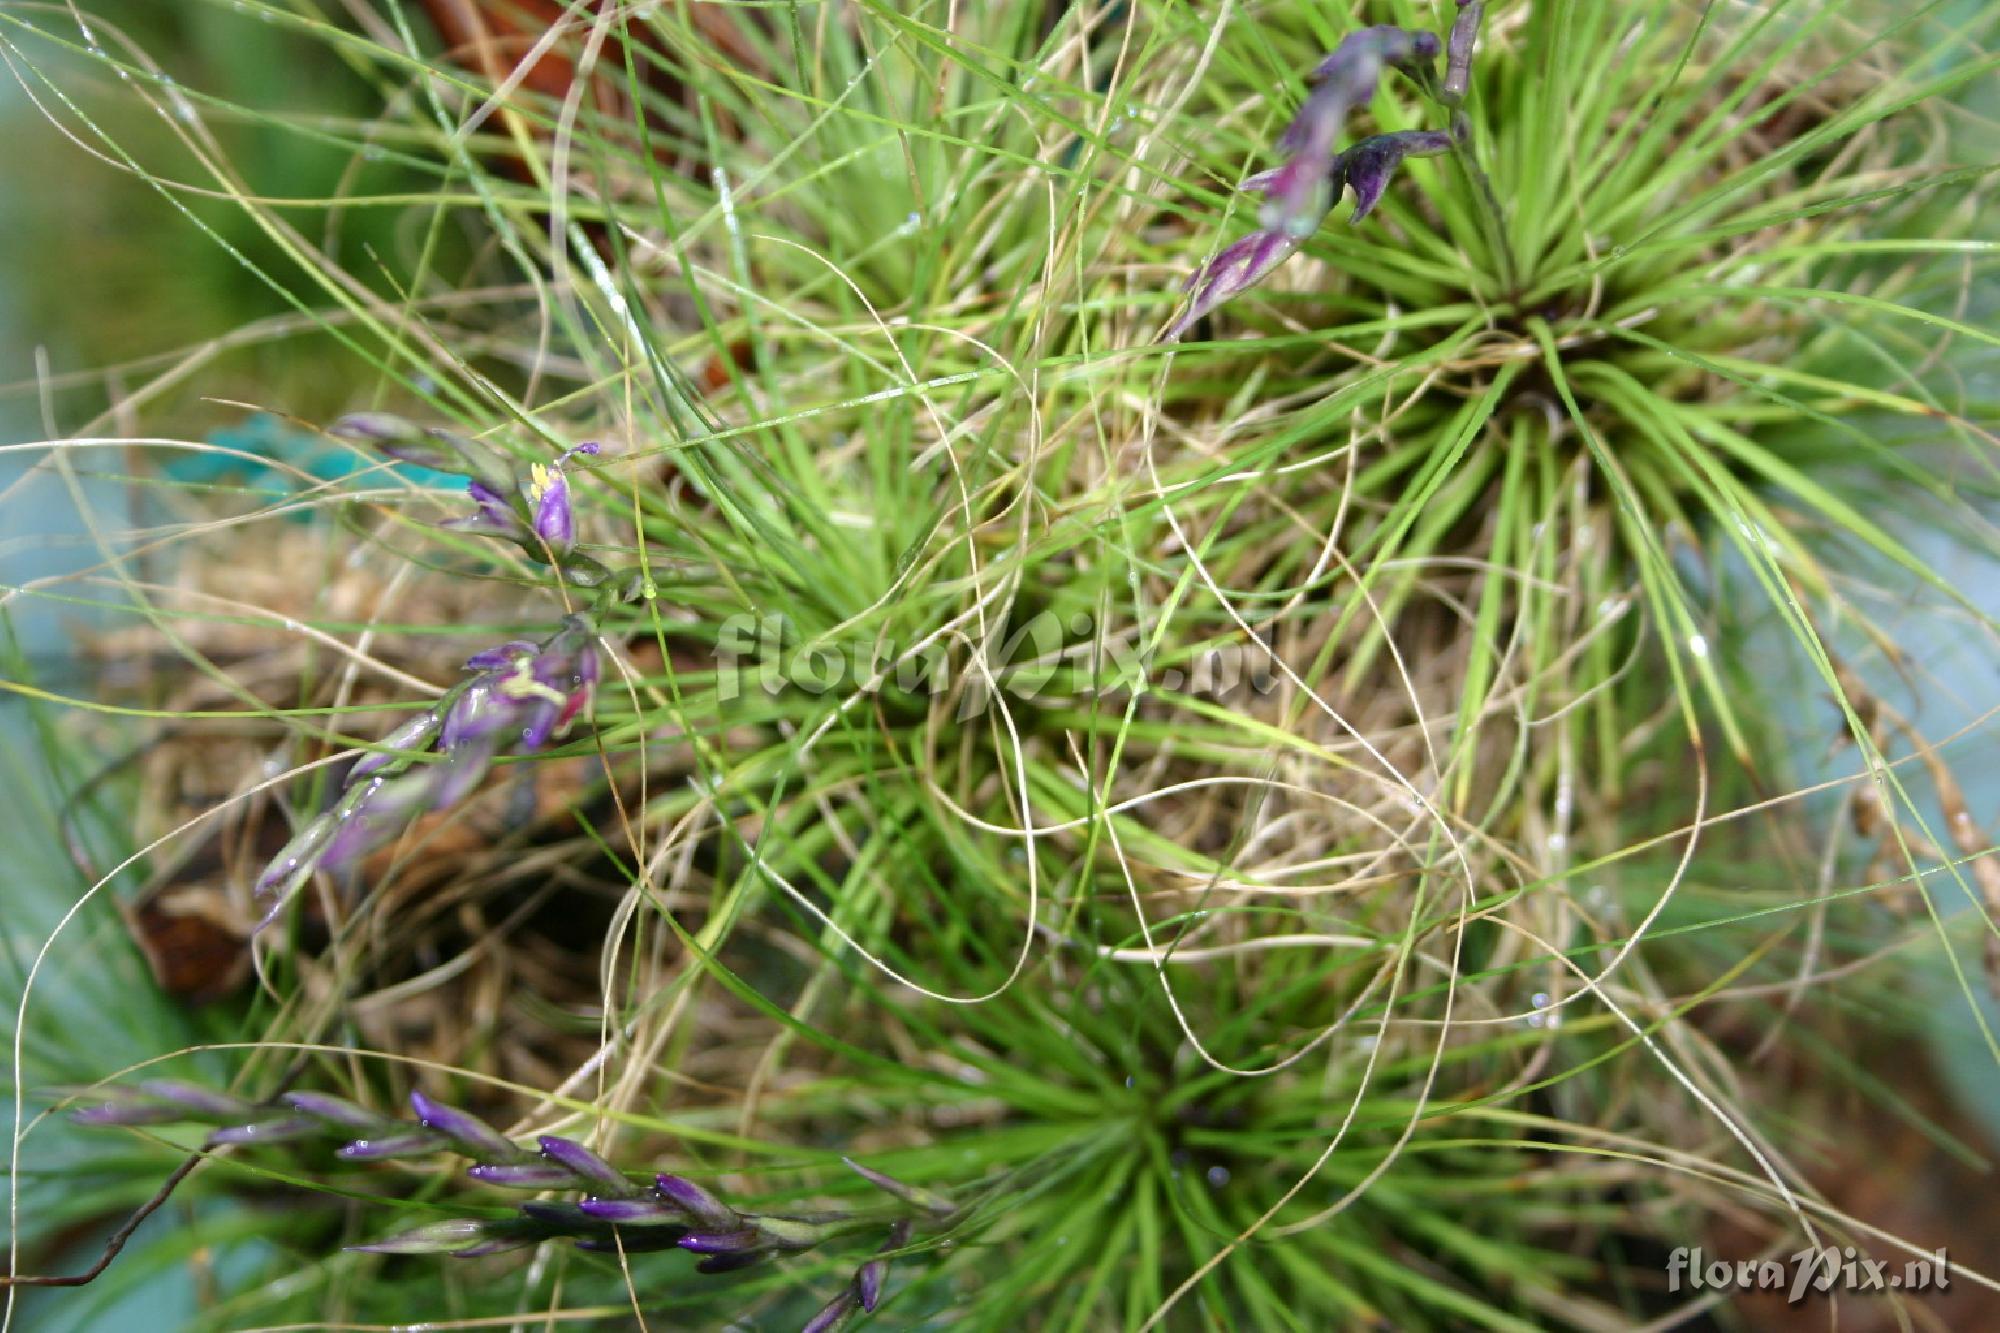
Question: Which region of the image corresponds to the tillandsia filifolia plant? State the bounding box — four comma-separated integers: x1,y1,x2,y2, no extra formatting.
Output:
250,418,606,929
9,1,2000,1331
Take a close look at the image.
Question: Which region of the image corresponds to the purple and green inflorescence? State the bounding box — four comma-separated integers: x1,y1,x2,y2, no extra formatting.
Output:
252,616,601,928
250,415,613,930
1163,2,1491,340
75,1082,943,1330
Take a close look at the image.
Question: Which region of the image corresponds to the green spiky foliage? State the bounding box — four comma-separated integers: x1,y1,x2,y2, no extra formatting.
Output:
5,1,1999,1330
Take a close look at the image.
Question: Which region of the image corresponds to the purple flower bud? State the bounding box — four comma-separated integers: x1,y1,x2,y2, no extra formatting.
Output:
676,1228,764,1255
467,1161,579,1189
855,1220,911,1313
330,416,514,494
538,1136,630,1193
1161,229,1301,342
337,1130,443,1161
280,1091,395,1132
70,1081,250,1128
576,1196,687,1226
1341,131,1454,223
206,1116,326,1146
449,479,523,538
1445,2,1484,102
653,1174,739,1229
802,1289,860,1333
137,1081,257,1120
410,1091,522,1161
843,1158,956,1218
329,413,456,472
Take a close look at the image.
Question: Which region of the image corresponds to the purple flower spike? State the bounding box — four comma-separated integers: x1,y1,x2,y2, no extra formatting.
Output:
206,1116,325,1147
1342,131,1454,224
338,1130,444,1161
280,1091,394,1132
1161,230,1301,342
576,1196,687,1226
676,1228,764,1255
252,616,599,931
409,1091,521,1160
802,1289,860,1333
538,1135,630,1193
653,1173,739,1229
1263,26,1434,237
